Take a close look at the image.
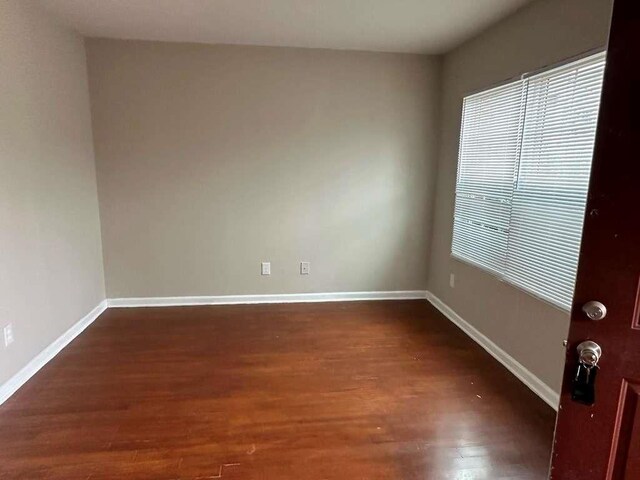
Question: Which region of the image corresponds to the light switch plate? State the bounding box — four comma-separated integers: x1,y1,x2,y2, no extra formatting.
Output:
261,262,271,275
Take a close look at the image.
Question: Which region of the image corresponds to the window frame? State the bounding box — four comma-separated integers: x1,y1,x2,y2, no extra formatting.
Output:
450,48,607,312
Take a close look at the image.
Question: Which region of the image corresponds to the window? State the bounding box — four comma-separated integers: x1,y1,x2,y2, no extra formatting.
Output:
452,52,606,310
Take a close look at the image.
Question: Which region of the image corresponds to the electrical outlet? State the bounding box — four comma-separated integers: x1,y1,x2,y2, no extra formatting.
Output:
449,273,455,288
261,262,271,276
3,324,14,347
300,262,310,275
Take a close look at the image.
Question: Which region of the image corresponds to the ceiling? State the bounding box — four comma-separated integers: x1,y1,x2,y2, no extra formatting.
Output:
38,0,531,54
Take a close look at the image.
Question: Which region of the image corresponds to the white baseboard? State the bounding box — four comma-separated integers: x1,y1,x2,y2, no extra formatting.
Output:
107,290,428,308
425,291,560,411
0,299,108,406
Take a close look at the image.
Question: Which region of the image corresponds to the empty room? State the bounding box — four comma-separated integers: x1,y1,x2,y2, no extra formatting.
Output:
2,0,639,478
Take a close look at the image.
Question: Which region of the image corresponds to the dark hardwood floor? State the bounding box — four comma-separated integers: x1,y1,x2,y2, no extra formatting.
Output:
0,300,555,479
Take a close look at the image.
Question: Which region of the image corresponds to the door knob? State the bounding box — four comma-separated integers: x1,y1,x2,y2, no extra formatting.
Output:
582,301,607,320
577,340,602,366
571,341,602,405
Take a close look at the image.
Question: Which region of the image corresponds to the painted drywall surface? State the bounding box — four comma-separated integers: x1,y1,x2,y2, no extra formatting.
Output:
428,0,613,394
0,2,106,386
87,40,440,298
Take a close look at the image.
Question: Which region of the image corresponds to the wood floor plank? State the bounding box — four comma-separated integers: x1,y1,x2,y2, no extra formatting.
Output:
0,300,555,479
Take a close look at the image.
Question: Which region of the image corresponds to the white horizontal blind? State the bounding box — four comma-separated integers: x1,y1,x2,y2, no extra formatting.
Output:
452,80,525,274
451,51,605,311
505,53,606,309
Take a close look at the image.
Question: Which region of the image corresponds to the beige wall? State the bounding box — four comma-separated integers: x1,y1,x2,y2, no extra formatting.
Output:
428,0,613,394
0,2,106,386
86,40,441,298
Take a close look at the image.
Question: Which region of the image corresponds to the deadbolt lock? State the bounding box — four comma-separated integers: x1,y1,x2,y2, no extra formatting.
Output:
582,301,607,321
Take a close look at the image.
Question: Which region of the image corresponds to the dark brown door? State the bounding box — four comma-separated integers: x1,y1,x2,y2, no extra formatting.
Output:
550,0,640,478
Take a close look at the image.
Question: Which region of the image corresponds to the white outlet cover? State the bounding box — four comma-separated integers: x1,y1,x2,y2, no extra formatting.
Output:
300,262,310,275
449,273,455,288
4,324,14,347
261,262,271,275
